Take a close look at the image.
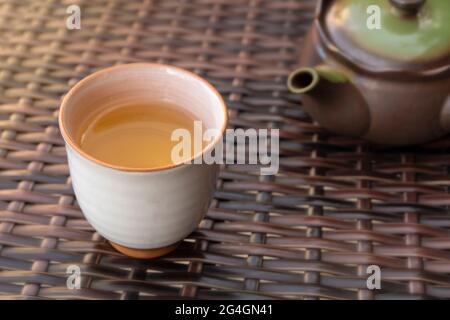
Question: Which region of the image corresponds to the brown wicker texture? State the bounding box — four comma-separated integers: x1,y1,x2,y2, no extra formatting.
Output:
0,0,449,300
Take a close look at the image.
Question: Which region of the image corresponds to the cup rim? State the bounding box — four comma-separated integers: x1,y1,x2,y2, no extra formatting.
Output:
59,63,228,173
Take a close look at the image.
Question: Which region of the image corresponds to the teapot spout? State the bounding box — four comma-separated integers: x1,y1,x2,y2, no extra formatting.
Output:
286,64,370,138
287,67,320,94
287,65,348,94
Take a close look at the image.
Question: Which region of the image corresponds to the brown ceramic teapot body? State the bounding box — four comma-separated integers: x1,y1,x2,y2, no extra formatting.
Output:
288,0,450,146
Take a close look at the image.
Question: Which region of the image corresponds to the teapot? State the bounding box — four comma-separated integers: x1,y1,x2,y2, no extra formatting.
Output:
287,0,450,145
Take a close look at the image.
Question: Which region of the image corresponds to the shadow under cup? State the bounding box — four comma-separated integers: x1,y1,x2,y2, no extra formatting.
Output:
59,63,228,259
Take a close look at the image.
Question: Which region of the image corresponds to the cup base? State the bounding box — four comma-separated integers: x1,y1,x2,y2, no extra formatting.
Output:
110,241,179,259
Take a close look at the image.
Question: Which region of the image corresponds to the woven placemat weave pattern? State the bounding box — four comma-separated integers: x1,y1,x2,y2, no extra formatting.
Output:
0,0,449,300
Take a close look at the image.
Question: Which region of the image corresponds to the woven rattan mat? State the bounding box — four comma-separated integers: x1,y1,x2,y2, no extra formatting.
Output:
0,0,449,300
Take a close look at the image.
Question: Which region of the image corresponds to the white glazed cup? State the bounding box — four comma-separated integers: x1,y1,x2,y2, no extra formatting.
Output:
59,63,227,258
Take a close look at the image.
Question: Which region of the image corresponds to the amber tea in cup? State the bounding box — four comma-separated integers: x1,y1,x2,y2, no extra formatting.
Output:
78,101,203,169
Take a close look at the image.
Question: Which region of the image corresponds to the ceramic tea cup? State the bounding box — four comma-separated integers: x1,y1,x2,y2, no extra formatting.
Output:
59,63,227,258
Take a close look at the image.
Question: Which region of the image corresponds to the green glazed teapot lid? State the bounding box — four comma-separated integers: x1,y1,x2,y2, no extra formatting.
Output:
320,0,450,73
